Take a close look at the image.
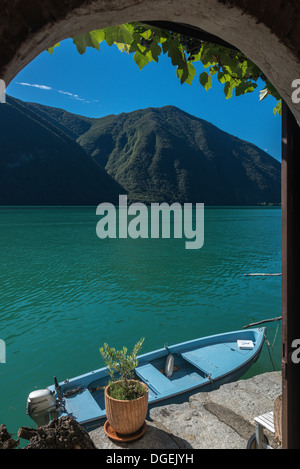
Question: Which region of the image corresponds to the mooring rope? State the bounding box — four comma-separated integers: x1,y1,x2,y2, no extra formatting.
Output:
259,327,277,372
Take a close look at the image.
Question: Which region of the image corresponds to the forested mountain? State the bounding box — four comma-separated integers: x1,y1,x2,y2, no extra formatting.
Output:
0,97,281,206
0,96,125,205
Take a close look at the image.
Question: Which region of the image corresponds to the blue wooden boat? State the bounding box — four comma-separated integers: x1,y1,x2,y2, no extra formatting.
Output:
27,328,266,431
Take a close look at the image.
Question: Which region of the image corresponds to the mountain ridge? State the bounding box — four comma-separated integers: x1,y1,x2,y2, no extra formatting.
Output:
0,96,126,205
0,97,281,206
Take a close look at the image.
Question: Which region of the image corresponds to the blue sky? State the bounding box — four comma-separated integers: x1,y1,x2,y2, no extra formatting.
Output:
7,38,281,162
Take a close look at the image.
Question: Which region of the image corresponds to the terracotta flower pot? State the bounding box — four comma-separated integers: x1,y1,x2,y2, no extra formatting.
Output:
104,380,148,435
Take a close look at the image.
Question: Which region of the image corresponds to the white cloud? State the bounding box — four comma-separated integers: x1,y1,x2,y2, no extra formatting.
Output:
18,82,52,90
58,89,78,97
17,82,97,105
58,89,90,103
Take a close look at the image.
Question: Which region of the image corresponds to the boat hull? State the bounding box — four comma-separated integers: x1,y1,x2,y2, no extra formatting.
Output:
47,328,266,431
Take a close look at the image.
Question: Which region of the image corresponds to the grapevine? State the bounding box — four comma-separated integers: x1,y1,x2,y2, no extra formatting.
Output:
48,22,281,116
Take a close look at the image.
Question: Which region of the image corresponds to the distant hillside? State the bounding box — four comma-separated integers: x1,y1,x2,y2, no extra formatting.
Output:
0,96,125,205
31,103,281,205
0,99,281,206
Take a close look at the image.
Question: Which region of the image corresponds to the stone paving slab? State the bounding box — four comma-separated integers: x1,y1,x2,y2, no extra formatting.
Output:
89,371,281,449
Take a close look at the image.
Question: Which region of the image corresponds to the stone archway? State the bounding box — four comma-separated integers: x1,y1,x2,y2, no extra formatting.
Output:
1,0,300,120
1,0,300,449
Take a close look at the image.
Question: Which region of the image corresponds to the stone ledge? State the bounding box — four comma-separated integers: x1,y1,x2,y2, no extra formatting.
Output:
89,371,281,449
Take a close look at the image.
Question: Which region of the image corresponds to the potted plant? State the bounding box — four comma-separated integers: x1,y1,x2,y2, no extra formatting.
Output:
99,337,148,436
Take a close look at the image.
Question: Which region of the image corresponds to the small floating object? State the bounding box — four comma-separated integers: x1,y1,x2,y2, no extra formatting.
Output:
244,273,281,276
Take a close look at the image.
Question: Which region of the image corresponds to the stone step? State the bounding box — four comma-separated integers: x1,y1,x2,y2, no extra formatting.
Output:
88,371,281,449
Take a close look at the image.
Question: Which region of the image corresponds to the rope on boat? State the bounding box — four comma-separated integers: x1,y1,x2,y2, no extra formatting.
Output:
243,273,281,371
244,318,282,371
63,387,86,397
264,329,277,372
271,321,280,348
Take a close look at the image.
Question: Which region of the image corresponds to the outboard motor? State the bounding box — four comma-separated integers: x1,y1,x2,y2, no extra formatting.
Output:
26,389,58,426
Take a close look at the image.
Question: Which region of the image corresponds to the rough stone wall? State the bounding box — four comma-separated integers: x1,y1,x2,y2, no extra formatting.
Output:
0,0,300,119
233,0,300,55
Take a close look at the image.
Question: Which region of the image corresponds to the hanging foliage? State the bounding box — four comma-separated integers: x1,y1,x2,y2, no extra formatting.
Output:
48,22,282,116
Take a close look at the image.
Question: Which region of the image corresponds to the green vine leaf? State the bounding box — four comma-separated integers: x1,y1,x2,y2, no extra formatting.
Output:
133,50,149,70
224,80,234,99
273,99,282,116
199,71,209,88
72,32,100,54
235,80,257,97
47,42,60,55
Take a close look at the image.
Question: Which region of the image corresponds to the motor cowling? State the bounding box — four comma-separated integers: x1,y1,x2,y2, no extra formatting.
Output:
26,389,57,426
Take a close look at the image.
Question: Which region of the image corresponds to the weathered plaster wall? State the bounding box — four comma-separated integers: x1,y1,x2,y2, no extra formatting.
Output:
0,0,300,119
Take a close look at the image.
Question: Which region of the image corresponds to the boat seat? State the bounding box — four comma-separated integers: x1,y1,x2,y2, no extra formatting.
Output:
181,348,219,379
181,343,244,379
135,363,177,395
63,389,103,424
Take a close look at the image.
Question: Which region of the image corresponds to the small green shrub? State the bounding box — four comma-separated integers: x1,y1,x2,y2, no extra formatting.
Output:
99,337,145,400
108,380,146,400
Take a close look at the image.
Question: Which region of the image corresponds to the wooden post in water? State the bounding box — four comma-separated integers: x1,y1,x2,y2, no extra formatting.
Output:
281,101,300,449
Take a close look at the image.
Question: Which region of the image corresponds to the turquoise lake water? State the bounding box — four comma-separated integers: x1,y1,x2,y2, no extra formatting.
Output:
0,206,282,437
